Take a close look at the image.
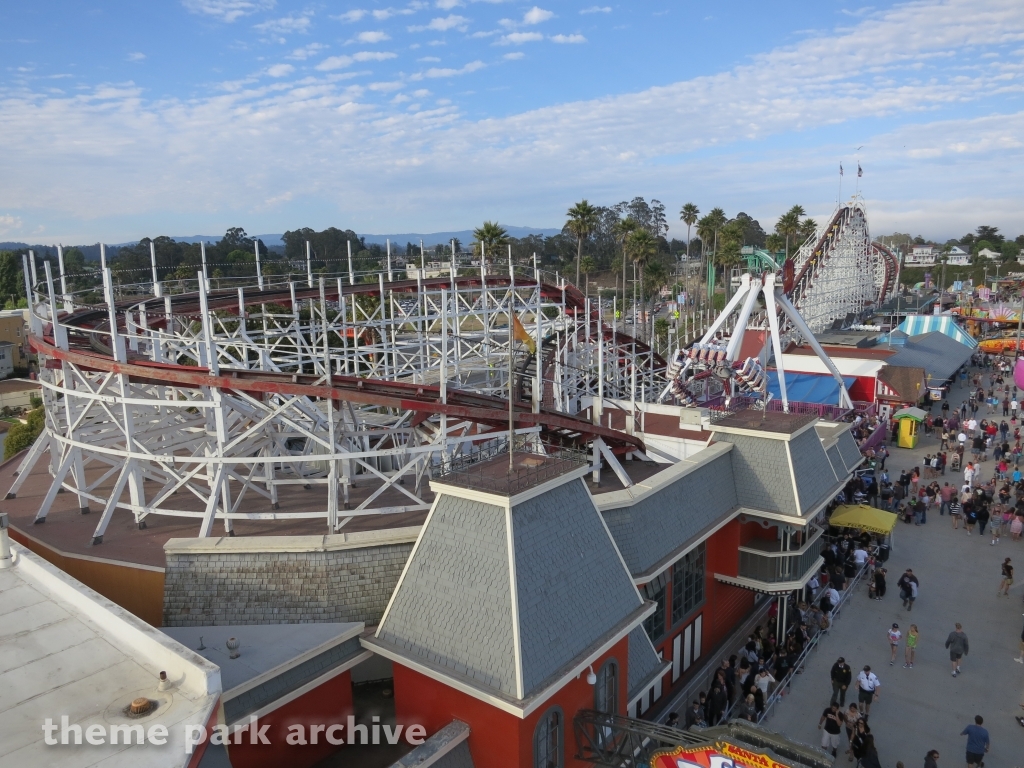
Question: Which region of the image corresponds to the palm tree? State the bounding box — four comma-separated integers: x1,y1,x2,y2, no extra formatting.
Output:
580,255,595,296
626,229,658,339
679,202,700,263
566,200,600,287
472,221,509,263
716,219,746,298
614,217,640,304
799,217,817,245
775,205,807,261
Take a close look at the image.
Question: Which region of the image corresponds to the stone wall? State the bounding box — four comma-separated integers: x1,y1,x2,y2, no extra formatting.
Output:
163,528,420,627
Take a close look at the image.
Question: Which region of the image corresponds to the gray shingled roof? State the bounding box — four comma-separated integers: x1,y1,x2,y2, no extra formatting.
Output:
884,331,973,387
788,428,842,514
513,480,646,696
626,625,666,701
835,430,863,472
720,433,798,515
376,477,646,702
376,494,518,695
600,451,738,578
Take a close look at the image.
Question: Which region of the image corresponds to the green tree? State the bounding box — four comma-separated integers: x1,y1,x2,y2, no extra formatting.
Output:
626,229,658,339
472,221,509,261
716,219,747,297
4,407,44,460
565,200,600,287
679,203,699,264
614,217,640,303
0,251,24,306
580,255,595,295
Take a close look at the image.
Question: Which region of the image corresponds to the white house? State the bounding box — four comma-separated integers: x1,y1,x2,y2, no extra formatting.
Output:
905,245,937,265
978,247,1001,260
946,246,971,266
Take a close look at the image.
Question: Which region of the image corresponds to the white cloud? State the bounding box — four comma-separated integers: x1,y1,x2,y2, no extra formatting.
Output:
369,80,405,92
523,7,554,25
333,9,367,22
357,30,391,43
503,51,524,60
315,55,353,71
373,8,415,19
392,93,411,103
181,0,274,23
417,60,485,78
315,51,396,70
501,32,543,44
288,43,327,60
418,56,442,62
353,51,398,62
550,33,586,43
409,14,470,32
436,0,462,8
253,14,312,35
580,5,611,13
265,63,295,77
412,88,431,97
126,52,146,62
11,0,1024,242
0,215,22,237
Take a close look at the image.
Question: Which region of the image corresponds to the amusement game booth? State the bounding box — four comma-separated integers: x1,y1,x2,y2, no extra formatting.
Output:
892,406,926,449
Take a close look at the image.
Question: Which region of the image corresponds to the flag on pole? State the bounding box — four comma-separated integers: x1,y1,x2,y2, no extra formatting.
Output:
857,163,863,178
839,162,844,176
511,313,536,354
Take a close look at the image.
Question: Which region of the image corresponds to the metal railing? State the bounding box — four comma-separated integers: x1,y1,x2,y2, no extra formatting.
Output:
755,562,870,724
430,437,589,495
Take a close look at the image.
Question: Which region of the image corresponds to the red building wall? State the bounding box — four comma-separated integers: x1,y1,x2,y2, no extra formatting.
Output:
227,669,355,768
393,636,629,768
643,518,759,712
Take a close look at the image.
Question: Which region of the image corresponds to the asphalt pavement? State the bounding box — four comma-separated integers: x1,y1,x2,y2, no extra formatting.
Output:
763,369,1024,768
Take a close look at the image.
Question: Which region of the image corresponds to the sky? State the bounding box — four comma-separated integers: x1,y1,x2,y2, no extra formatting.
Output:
1,0,1024,244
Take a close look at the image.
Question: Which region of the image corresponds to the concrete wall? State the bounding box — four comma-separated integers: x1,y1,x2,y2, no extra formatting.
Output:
163,528,419,627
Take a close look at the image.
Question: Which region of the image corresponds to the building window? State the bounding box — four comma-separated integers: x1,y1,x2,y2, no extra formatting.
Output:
642,578,666,642
533,707,563,768
672,543,706,625
594,659,618,715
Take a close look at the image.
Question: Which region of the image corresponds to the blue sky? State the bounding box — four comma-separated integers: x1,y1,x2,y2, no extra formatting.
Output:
2,0,1024,244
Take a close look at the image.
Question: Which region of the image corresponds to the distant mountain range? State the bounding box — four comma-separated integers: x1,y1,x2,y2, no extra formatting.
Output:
1,226,562,260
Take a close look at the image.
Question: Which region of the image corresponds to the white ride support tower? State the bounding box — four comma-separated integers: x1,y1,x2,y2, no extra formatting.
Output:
660,273,853,412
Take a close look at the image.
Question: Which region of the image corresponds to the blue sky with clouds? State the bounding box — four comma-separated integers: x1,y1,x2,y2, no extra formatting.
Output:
2,0,1024,244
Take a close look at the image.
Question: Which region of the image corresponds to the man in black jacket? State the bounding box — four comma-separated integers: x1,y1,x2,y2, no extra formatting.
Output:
830,657,852,706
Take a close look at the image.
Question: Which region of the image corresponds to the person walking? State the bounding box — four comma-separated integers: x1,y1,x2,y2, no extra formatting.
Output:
831,657,852,706
859,733,882,768
856,665,880,717
959,715,989,768
903,624,918,668
888,623,901,665
949,496,962,529
850,720,871,766
945,623,969,677
923,750,940,768
898,569,919,610
843,704,862,760
998,558,1013,597
819,703,843,758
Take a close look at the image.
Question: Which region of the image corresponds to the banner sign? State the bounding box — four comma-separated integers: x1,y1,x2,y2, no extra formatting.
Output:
650,742,795,768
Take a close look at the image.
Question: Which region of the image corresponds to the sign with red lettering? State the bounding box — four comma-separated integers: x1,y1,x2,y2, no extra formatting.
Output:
650,742,794,768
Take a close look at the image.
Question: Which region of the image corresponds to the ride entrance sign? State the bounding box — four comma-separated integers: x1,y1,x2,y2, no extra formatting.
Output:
650,742,795,768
